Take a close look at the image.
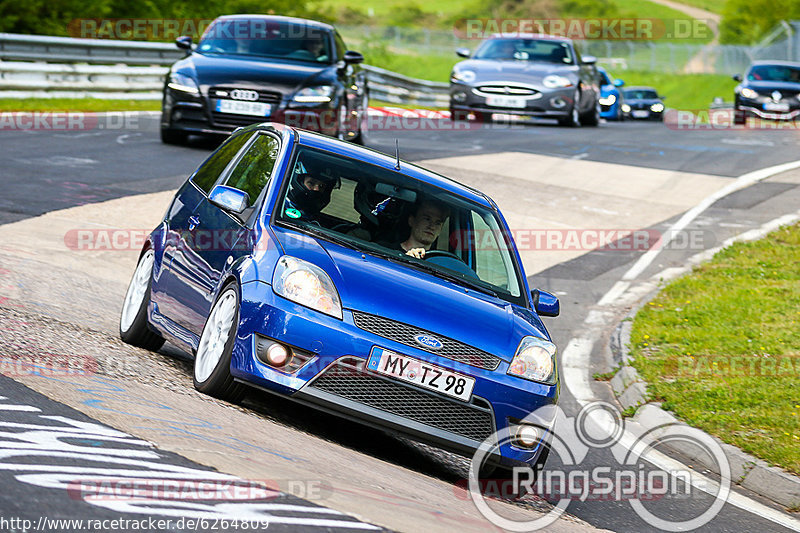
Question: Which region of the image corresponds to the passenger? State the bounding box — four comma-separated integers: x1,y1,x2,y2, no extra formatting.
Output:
284,167,338,223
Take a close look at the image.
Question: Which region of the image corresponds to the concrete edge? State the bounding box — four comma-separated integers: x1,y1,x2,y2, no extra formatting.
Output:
607,219,800,511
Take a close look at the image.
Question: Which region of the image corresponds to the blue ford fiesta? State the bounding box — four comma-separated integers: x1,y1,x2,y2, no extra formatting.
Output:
120,123,560,474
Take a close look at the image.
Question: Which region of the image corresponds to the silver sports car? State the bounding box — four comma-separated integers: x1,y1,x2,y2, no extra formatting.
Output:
449,34,601,127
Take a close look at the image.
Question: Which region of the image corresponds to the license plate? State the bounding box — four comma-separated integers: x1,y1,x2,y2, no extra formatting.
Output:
367,347,475,402
485,95,526,109
763,102,789,112
215,99,271,116
632,110,650,118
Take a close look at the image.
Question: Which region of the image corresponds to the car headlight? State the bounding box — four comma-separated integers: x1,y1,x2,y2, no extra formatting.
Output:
293,86,334,103
450,70,476,84
272,256,342,319
599,94,617,105
507,336,557,384
542,75,573,89
168,72,199,95
650,102,665,112
622,104,631,112
740,87,758,99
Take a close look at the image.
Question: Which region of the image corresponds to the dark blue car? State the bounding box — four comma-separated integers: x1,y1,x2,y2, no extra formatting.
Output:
120,123,560,477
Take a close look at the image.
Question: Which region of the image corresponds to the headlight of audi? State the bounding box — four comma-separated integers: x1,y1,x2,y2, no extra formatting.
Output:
507,336,557,384
542,75,573,89
168,72,200,95
650,102,665,112
273,256,342,319
450,70,476,84
739,87,758,99
293,86,334,103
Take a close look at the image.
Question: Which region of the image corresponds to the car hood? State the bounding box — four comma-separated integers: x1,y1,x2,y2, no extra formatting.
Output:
456,59,575,85
186,52,331,94
744,80,800,93
270,226,549,362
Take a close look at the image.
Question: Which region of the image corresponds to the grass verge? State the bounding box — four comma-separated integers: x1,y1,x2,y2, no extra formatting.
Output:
0,98,160,112
629,222,800,475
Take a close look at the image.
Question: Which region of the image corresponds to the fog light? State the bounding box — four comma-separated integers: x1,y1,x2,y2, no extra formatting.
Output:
260,342,290,367
550,97,567,109
515,425,540,448
452,91,467,103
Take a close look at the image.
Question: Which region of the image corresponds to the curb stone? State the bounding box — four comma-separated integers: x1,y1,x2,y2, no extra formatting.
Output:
608,282,800,510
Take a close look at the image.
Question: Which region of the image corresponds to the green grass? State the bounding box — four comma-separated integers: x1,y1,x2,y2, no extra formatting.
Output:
611,0,714,42
0,98,160,112
612,71,736,109
315,0,466,19
629,223,800,475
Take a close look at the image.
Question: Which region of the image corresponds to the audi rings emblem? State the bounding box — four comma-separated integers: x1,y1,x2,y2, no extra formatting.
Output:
230,89,259,101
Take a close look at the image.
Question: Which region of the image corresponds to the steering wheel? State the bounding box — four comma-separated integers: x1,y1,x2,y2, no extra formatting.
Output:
423,250,466,262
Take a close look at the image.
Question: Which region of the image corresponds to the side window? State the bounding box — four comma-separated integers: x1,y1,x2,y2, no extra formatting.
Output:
223,134,280,206
192,133,252,194
334,32,346,61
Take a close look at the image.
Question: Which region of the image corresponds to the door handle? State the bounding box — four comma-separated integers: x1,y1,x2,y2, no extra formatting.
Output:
188,215,200,231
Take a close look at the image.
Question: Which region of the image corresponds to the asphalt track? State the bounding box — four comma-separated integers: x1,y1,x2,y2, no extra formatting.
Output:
1,112,799,532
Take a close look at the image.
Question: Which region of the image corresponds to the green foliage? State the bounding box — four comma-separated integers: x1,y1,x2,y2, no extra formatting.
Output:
719,0,800,44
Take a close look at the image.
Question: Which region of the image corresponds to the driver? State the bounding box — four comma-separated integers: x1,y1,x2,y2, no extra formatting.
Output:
284,165,339,223
394,199,449,259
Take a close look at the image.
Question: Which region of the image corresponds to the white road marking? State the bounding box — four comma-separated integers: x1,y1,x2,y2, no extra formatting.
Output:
562,158,800,530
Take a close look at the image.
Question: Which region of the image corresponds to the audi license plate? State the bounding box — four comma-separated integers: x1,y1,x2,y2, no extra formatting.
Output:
367,347,475,401
485,95,526,109
215,99,271,117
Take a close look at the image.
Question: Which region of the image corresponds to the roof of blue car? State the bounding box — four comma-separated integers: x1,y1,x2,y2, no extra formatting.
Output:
287,128,493,208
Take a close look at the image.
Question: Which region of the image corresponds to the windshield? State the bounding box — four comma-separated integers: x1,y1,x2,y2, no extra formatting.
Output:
599,70,611,86
474,38,574,65
624,89,659,99
747,64,800,83
274,146,526,306
198,19,333,64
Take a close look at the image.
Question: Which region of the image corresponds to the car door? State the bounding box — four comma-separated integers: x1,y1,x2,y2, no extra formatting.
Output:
165,131,282,336
154,131,253,332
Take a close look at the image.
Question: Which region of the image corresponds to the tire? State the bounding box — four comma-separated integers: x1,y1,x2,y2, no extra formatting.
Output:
334,103,348,141
352,91,369,145
558,91,581,127
120,249,165,351
733,107,746,125
160,127,187,145
580,101,601,127
193,283,246,402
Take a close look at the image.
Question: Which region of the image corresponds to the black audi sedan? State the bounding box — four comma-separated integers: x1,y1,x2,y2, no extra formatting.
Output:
733,60,800,125
161,15,368,144
449,34,601,127
620,86,665,120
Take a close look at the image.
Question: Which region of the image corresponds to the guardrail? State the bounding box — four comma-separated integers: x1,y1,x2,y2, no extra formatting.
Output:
0,32,449,107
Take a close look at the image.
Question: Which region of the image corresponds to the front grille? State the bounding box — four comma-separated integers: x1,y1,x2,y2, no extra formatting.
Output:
351,311,501,371
309,357,495,442
477,85,537,96
210,112,270,128
209,87,282,104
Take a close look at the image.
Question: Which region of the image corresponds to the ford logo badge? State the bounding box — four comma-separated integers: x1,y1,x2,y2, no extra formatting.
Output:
414,334,443,350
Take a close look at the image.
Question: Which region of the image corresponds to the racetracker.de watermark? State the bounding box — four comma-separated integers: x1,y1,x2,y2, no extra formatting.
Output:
454,18,713,40
63,228,714,253
665,109,800,131
0,112,146,131
69,18,329,40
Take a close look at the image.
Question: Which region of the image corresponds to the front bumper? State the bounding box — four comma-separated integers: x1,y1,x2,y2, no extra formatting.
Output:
162,88,339,136
450,82,575,119
231,280,558,467
737,102,800,121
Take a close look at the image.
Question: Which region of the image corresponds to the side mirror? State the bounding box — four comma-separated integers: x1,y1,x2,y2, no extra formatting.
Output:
582,55,597,65
732,74,742,82
209,185,249,214
456,47,471,58
613,79,625,87
660,95,666,100
343,50,364,64
175,36,193,51
531,289,560,317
